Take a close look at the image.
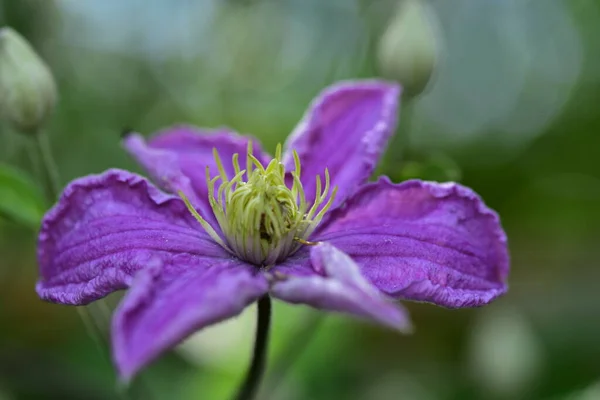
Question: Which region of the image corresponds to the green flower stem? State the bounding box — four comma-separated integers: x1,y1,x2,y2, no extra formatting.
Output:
234,295,272,400
34,130,61,201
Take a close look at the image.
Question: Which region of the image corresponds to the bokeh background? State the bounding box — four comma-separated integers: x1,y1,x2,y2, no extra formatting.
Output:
1,0,600,399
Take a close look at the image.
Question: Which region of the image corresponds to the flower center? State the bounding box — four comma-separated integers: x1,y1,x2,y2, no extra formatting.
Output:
179,142,336,266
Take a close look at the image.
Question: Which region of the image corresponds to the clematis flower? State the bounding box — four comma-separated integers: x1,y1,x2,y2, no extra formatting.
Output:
36,80,509,381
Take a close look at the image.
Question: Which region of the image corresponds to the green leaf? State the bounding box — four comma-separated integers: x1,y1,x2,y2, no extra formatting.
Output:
0,163,46,228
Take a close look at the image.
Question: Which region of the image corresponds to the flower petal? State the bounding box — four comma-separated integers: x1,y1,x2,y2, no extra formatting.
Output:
36,169,228,305
314,178,509,308
270,243,411,332
283,80,401,208
123,126,271,216
113,259,268,381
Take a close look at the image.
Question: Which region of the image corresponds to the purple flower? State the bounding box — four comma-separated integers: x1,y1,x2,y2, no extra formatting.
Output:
36,80,509,380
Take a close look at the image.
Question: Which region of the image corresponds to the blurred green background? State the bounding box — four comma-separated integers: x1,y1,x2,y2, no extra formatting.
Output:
1,0,600,399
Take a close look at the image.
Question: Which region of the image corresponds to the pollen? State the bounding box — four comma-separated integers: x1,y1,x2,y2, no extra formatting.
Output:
179,142,336,266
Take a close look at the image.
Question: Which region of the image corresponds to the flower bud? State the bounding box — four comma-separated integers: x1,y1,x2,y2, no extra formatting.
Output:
377,0,439,97
0,27,57,134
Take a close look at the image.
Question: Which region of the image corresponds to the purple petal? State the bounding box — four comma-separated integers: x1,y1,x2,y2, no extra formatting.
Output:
36,169,228,305
283,80,400,208
270,243,411,332
113,259,268,381
123,126,271,217
314,178,510,308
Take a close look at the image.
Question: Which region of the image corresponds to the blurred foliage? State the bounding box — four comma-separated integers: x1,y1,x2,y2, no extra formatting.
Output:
1,0,600,399
0,163,44,228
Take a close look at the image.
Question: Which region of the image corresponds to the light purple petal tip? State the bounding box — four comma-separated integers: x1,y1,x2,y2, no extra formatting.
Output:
283,80,401,208
36,169,227,305
123,126,271,217
113,260,268,381
315,177,509,308
271,243,412,332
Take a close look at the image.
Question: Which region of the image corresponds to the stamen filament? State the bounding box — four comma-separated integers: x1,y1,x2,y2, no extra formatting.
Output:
292,173,306,213
213,148,228,182
314,186,337,222
293,150,301,181
246,141,254,179
232,153,241,177
294,237,320,246
320,168,330,203
306,175,322,220
249,154,265,172
178,190,230,251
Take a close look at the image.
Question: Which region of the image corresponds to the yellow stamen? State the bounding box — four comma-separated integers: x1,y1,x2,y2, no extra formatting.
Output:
178,190,230,251
294,237,320,246
180,142,336,266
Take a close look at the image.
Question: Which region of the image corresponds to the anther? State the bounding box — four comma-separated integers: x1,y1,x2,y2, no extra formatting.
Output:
294,237,320,246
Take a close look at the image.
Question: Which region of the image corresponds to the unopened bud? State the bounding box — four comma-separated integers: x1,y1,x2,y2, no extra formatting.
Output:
377,0,439,97
0,27,57,134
